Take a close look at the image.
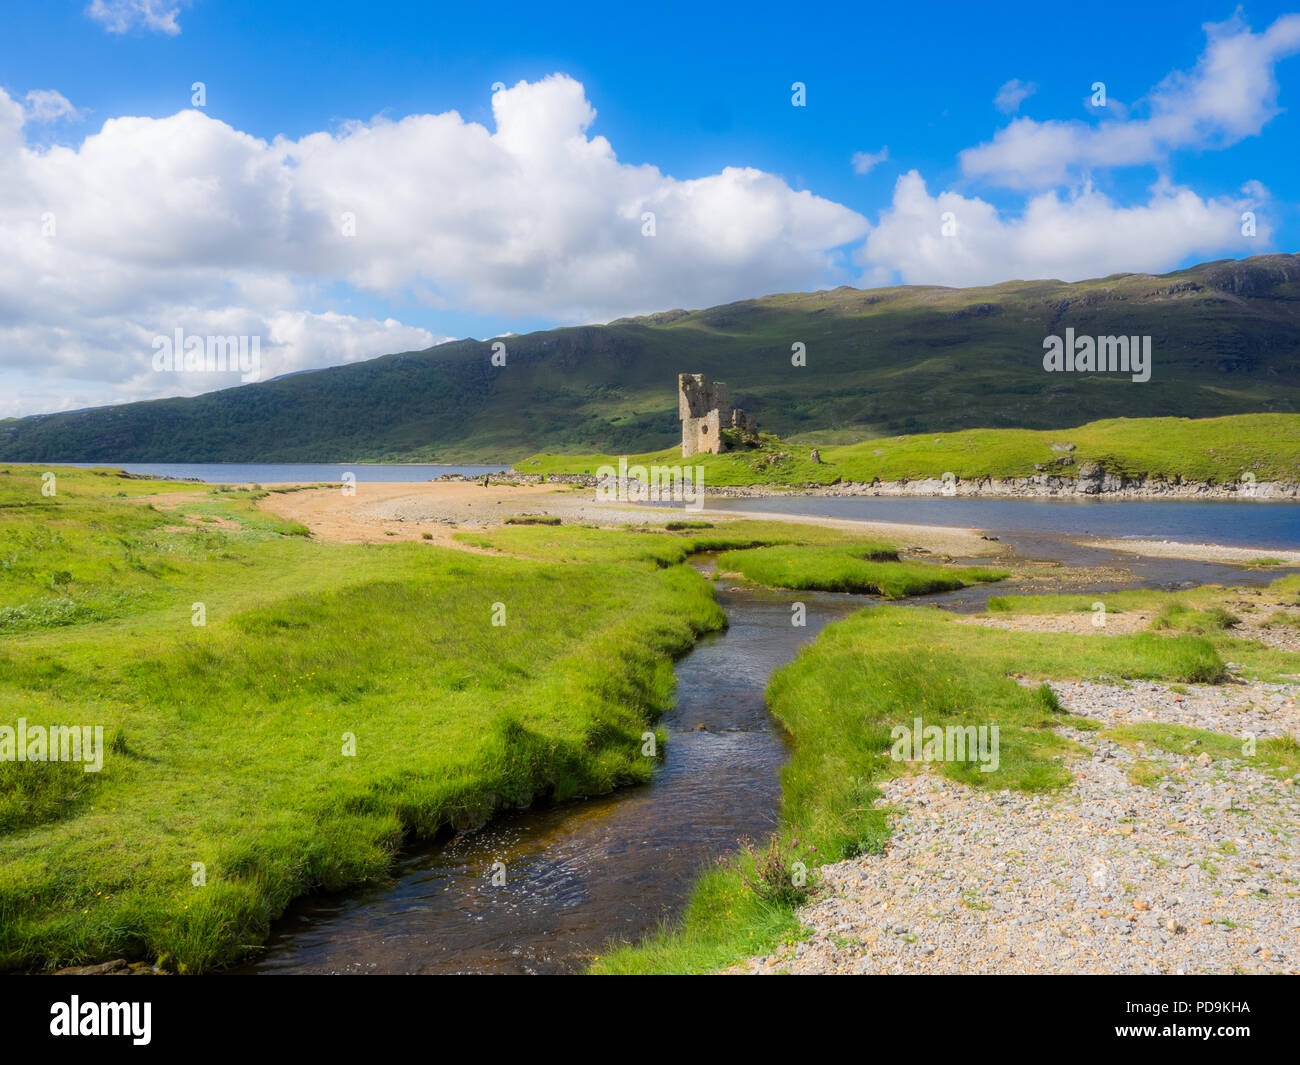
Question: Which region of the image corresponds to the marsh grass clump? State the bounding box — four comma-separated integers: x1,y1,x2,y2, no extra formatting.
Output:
1036,681,1065,714
1262,610,1300,629
1205,606,1241,630
723,835,817,907
1108,722,1300,781
108,728,129,756
0,596,108,633
503,515,562,526
1152,601,1240,635
715,544,1006,597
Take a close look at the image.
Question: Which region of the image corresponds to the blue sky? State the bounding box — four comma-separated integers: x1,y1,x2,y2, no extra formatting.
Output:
1,0,1298,415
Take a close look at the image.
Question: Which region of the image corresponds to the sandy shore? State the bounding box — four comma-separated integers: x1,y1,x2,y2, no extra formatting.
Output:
1079,537,1300,565
251,480,998,556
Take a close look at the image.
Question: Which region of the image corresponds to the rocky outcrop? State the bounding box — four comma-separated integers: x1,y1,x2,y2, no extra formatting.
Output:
488,467,1299,500
439,472,600,486
683,475,1300,501
1203,254,1300,298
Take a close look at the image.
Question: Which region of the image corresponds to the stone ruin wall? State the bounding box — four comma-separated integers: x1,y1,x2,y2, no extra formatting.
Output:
678,372,755,456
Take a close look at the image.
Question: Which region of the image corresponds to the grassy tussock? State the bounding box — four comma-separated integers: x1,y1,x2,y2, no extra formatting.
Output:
455,519,917,566
716,544,1008,597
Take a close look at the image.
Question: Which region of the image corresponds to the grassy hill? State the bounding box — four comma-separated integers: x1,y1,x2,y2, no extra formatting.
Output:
518,414,1300,486
2,254,1299,463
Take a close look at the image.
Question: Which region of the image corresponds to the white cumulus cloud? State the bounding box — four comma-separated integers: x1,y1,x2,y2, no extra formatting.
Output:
852,147,890,175
85,0,188,36
23,90,84,124
994,79,1037,115
0,74,868,415
860,170,1265,288
961,13,1300,188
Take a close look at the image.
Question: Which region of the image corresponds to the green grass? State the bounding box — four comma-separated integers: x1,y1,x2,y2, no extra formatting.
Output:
984,576,1300,682
1107,723,1300,782
0,467,312,635
10,481,880,973
594,606,1230,973
988,593,1243,634
2,463,1290,977
454,519,930,567
1150,602,1240,634
716,544,1009,597
0,468,730,973
988,578,1300,617
519,413,1300,487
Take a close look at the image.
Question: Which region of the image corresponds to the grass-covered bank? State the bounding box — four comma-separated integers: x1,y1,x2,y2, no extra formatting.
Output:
0,466,739,972
2,466,959,972
591,607,1243,974
985,574,1300,682
715,544,1009,597
986,574,1300,618
453,518,955,565
517,413,1300,488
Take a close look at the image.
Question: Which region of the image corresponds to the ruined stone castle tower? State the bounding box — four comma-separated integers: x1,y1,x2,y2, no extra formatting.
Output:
678,373,756,456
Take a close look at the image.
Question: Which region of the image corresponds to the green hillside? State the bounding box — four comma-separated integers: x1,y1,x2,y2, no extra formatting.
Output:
2,254,1299,463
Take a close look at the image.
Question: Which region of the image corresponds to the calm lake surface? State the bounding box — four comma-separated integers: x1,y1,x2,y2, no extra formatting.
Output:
691,496,1300,551
56,462,507,483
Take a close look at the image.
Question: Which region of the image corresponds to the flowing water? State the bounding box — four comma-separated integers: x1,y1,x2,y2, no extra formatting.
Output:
239,578,861,974
239,498,1299,975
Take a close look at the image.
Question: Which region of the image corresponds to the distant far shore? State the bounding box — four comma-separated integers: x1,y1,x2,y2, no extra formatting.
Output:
484,470,1300,502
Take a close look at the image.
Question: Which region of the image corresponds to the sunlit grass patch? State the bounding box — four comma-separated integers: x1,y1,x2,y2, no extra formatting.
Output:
716,544,1008,597
1107,722,1300,782
0,475,732,972
520,414,1300,487
0,467,311,633
456,519,906,566
983,576,1300,682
